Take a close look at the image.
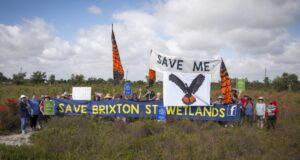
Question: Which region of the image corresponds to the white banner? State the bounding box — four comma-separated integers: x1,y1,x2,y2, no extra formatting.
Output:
72,87,92,100
163,72,211,106
150,50,221,73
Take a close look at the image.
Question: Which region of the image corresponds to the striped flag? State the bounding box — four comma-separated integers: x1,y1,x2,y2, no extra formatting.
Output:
111,24,124,85
148,69,156,87
220,59,233,104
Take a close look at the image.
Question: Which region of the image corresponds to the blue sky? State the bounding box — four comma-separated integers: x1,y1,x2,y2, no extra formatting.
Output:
0,0,300,81
0,0,150,41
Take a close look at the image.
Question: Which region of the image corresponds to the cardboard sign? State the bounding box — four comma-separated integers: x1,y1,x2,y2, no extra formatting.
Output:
72,87,92,100
44,100,55,115
236,79,246,91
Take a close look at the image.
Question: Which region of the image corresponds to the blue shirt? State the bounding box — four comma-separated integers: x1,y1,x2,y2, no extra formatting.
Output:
245,103,254,115
28,99,40,116
19,101,29,118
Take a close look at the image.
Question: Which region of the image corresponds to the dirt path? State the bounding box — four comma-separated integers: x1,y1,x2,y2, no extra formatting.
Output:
0,132,32,146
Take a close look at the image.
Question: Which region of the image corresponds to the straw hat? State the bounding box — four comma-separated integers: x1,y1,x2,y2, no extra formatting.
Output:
104,93,112,99
217,95,224,99
258,96,264,100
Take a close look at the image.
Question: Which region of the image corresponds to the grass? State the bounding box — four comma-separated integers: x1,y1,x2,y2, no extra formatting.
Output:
0,84,299,159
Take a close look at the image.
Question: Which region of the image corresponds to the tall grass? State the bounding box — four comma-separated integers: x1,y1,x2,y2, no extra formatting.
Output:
0,84,299,159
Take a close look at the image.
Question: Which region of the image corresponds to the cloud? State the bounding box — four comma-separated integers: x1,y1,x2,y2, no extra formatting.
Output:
88,5,102,15
1,0,300,82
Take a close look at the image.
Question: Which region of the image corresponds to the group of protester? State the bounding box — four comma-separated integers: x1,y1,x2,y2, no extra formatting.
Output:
213,92,279,129
19,87,278,135
18,88,162,134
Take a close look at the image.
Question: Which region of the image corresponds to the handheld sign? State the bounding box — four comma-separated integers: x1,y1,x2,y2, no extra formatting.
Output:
124,82,132,96
72,87,92,100
156,105,166,121
236,79,246,91
44,100,55,115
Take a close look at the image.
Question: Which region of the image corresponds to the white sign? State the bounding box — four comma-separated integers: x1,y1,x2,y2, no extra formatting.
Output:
150,50,221,73
72,87,92,100
163,72,211,106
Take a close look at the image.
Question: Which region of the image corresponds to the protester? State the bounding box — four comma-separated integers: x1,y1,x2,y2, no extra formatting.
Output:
255,96,266,129
19,95,30,135
114,93,123,100
271,100,279,124
245,97,254,127
155,92,162,101
104,93,113,100
143,86,155,100
239,95,248,126
266,102,277,129
128,93,140,101
39,95,51,124
213,95,224,105
28,95,40,131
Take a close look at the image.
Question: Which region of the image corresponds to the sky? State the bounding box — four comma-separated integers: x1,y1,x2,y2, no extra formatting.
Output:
0,0,300,82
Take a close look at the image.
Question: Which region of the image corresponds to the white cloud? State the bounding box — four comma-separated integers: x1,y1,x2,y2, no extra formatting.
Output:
1,0,300,82
88,5,102,15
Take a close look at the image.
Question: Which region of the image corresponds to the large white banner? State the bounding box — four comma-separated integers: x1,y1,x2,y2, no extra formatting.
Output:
150,50,220,73
163,72,211,106
72,87,92,100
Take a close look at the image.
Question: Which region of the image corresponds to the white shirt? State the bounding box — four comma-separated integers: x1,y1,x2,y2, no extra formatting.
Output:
255,103,266,116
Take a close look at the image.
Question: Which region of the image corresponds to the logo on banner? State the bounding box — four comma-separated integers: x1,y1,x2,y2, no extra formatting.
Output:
169,73,205,105
227,105,237,116
163,72,211,106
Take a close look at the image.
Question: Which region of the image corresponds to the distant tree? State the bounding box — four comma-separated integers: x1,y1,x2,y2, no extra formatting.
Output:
0,72,8,82
87,77,97,84
70,74,85,84
30,71,47,84
97,78,105,83
12,72,26,85
107,78,114,84
49,74,55,85
272,72,299,91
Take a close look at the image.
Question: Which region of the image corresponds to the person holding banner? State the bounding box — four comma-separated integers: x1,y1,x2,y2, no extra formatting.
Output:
28,95,40,131
255,97,266,129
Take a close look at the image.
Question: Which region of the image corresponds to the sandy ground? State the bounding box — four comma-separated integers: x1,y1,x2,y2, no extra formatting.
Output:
0,131,32,146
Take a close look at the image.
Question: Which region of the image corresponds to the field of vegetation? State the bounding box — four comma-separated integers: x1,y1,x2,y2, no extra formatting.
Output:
0,84,299,159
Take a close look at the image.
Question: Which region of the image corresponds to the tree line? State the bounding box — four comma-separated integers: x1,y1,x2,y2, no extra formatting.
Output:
0,71,299,91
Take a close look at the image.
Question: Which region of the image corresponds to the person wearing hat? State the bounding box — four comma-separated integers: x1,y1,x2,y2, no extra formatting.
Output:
104,93,112,100
213,95,224,105
19,95,31,135
255,96,266,129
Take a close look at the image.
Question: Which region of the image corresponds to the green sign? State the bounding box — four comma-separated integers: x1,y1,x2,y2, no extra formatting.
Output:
44,100,55,115
236,79,246,91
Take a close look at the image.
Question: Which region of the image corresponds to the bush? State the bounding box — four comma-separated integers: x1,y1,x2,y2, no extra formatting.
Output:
0,98,19,133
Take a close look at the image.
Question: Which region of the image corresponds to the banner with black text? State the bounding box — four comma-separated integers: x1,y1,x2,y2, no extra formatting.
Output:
149,50,221,73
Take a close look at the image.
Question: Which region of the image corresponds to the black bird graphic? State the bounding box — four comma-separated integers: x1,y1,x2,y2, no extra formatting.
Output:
169,73,205,105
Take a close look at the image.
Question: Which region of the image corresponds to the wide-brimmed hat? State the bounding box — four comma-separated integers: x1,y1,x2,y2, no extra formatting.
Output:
44,95,50,98
217,95,224,99
258,96,264,100
20,95,27,99
104,93,112,99
95,92,103,97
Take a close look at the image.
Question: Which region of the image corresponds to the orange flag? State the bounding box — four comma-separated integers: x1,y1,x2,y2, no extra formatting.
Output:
111,24,124,85
220,59,233,104
148,69,156,87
